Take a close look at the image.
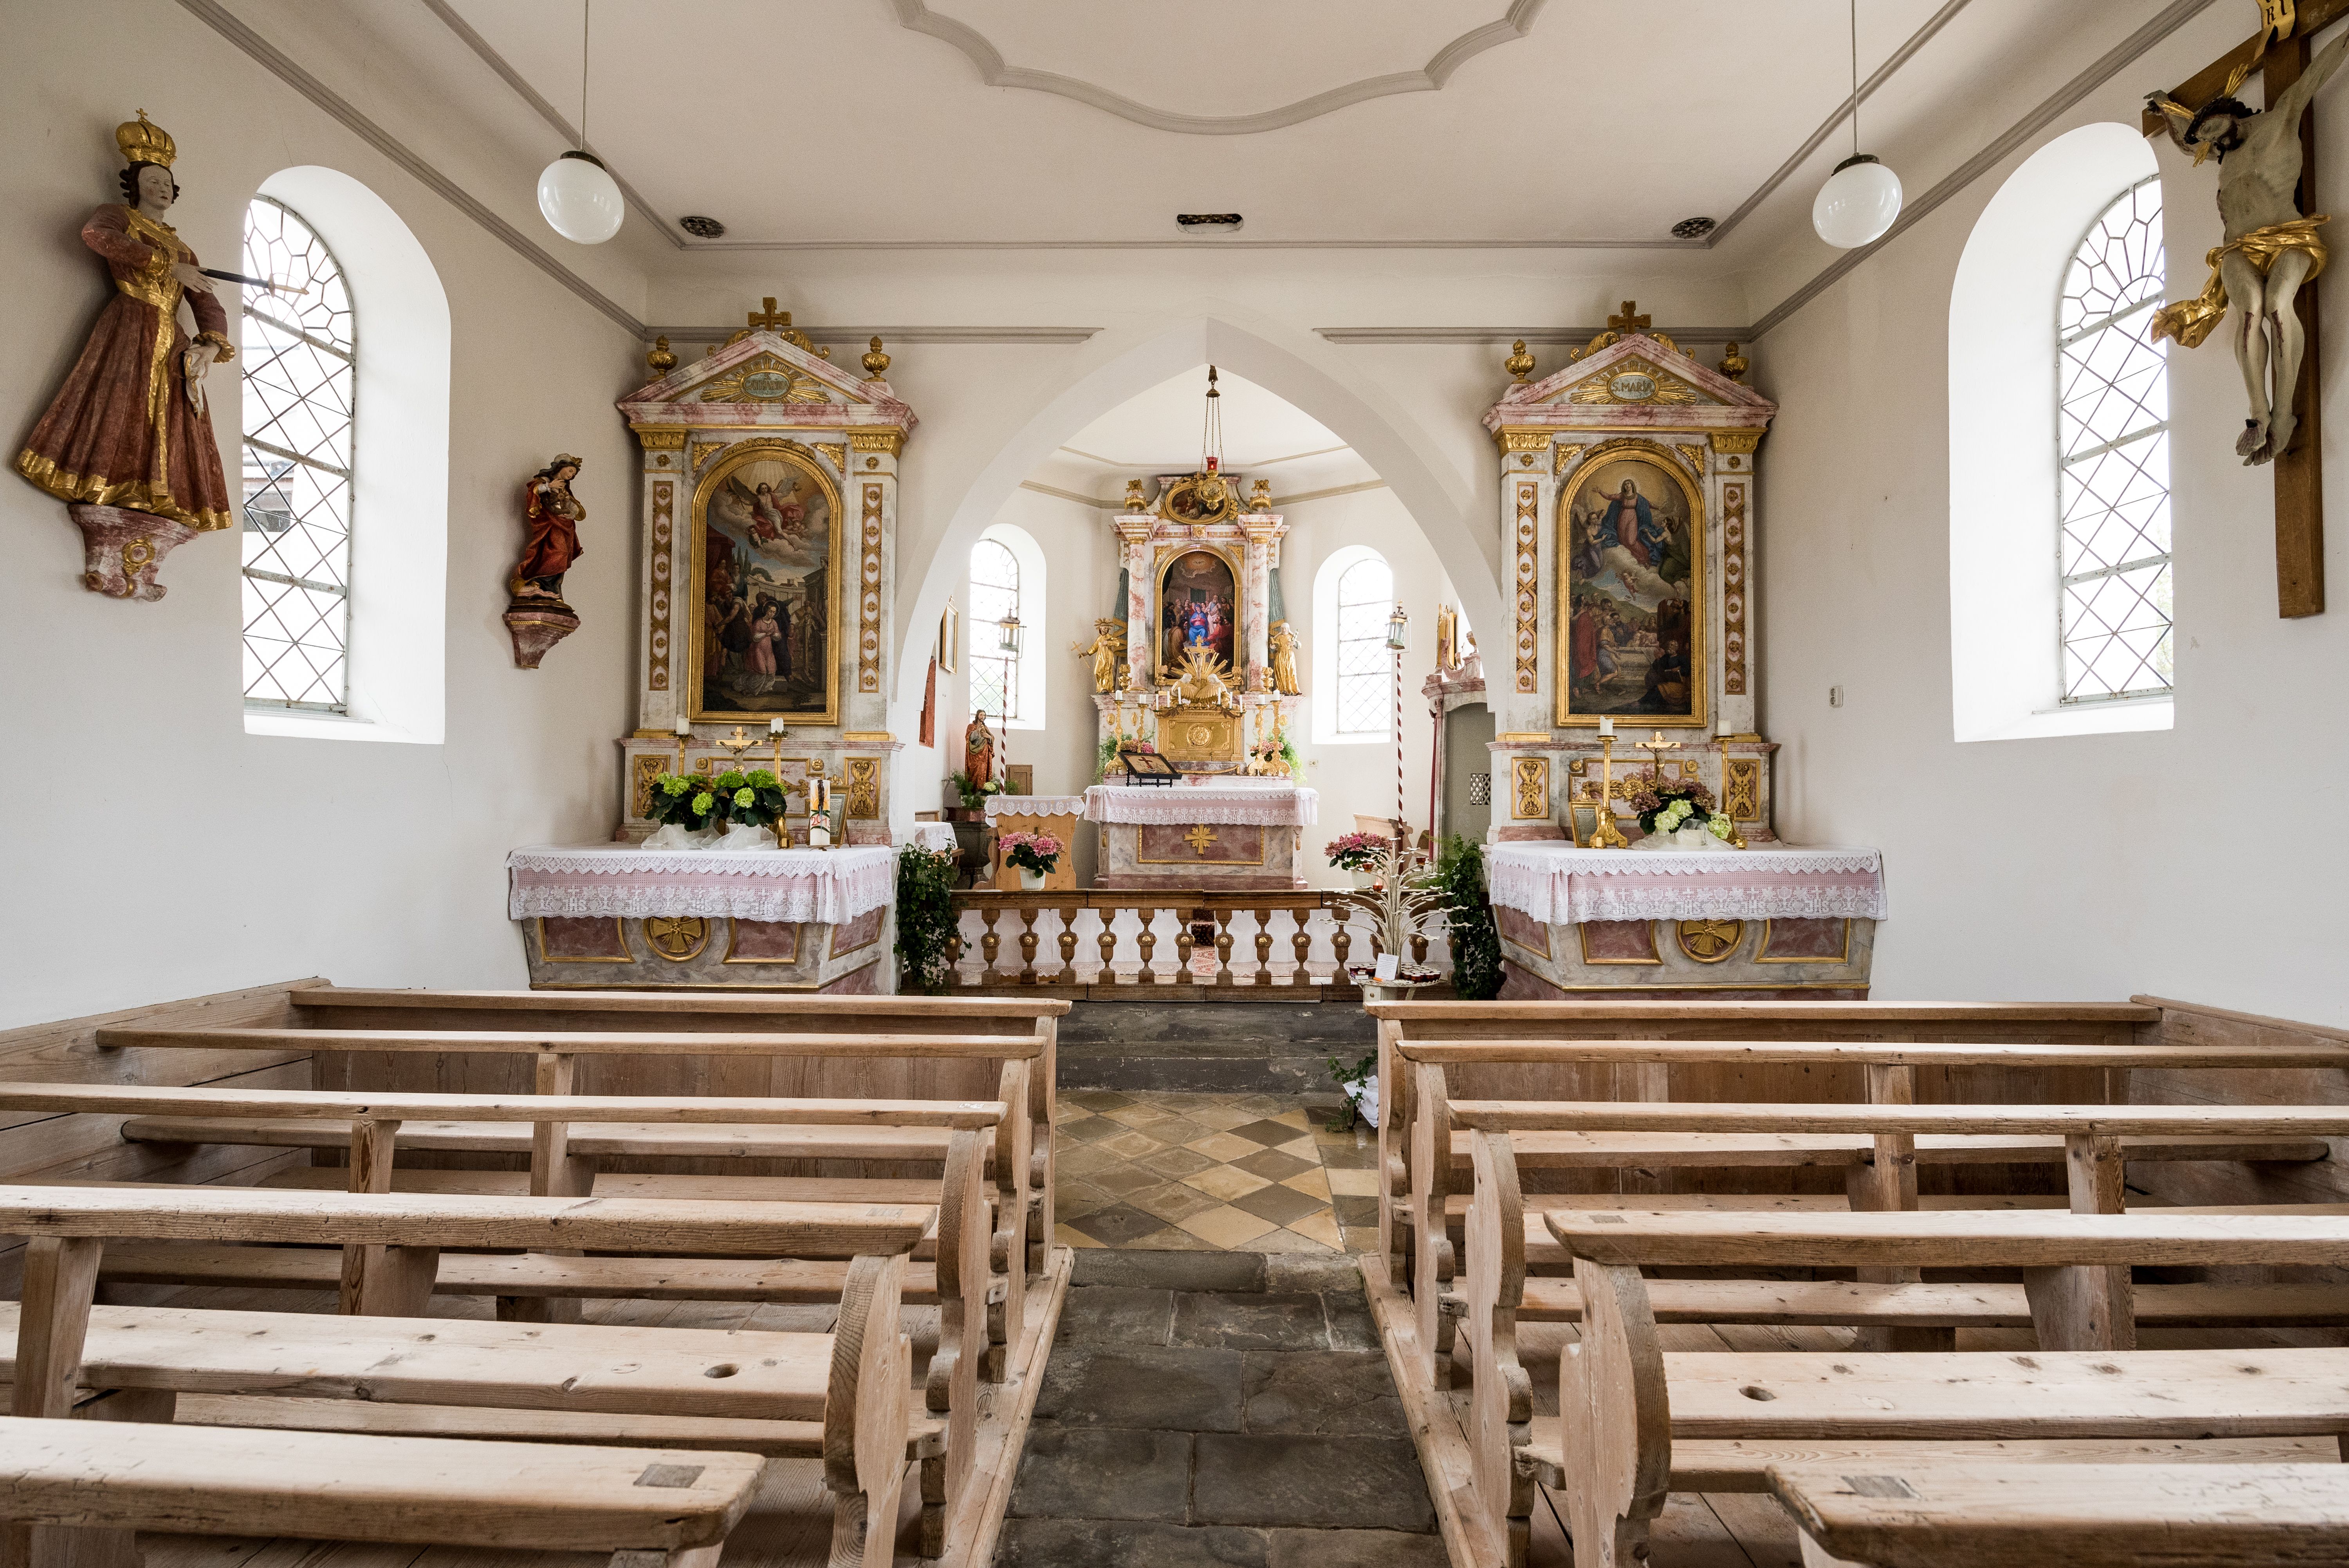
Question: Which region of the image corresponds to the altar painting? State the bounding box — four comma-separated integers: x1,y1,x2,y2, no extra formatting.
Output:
1559,451,1706,727
1158,548,1238,669
692,447,841,724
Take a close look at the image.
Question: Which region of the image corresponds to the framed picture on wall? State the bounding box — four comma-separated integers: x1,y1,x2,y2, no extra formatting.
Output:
1556,444,1708,730
939,596,959,673
687,443,843,725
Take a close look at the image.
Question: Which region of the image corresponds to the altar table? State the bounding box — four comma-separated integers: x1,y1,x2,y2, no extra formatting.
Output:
507,843,895,993
1482,841,1885,998
1084,781,1318,891
983,794,1084,892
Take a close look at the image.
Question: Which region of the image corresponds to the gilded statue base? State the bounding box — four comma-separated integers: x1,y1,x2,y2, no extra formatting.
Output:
504,604,581,669
69,504,198,603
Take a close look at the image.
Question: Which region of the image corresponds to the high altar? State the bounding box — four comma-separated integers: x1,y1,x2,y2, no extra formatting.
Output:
509,303,915,992
1086,464,1316,889
1476,314,1884,997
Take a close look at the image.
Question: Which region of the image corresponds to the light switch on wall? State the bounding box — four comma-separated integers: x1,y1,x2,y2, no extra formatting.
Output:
1829,685,1844,707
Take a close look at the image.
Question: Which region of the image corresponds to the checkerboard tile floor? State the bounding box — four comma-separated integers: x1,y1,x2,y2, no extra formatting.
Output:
1052,1089,1382,1254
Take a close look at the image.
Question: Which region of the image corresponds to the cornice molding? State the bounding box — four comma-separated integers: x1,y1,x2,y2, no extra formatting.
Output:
173,0,646,336
890,0,1546,137
1317,327,1750,346
640,324,1102,346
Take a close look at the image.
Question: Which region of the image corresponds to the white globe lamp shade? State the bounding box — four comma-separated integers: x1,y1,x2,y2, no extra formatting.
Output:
538,150,624,244
1813,154,1902,249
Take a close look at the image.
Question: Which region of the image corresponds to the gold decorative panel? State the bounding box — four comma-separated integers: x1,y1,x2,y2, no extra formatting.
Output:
630,753,668,819
1514,481,1539,694
1510,755,1549,820
1676,918,1745,963
814,442,847,473
845,757,880,819
1723,482,1748,696
648,481,673,692
1712,430,1763,455
1724,756,1761,822
644,916,710,962
858,483,884,694
1156,711,1241,769
699,352,832,404
1561,356,1700,405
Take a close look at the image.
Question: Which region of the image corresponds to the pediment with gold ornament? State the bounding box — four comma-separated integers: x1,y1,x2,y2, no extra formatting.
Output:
616,304,916,438
1483,321,1773,445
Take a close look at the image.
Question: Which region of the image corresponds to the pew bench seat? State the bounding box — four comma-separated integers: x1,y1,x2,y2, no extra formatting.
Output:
1766,1461,2349,1568
0,1415,767,1565
1447,1129,2335,1168
1508,1276,2349,1328
121,1115,962,1163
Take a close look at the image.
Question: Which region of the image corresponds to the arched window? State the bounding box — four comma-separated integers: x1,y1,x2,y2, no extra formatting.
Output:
1333,550,1394,739
2057,176,2172,703
967,523,1045,728
238,197,355,713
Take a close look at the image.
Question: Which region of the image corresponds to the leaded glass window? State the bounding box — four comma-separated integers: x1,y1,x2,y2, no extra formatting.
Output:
968,538,1019,722
239,197,355,712
2058,175,2172,703
1335,554,1393,736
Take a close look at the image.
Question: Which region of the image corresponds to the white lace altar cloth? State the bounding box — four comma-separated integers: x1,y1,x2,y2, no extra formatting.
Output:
1485,842,1887,924
509,844,894,923
983,794,1087,820
907,823,957,853
1084,782,1320,827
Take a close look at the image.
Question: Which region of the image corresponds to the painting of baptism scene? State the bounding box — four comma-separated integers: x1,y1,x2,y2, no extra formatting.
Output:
1562,455,1703,723
695,452,837,721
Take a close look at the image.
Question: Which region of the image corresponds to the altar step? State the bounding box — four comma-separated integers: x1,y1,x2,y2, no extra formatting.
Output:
1059,1000,1374,1095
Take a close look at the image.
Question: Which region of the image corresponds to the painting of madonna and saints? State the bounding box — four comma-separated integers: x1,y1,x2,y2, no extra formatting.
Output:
693,451,839,723
1159,549,1238,668
1561,455,1706,725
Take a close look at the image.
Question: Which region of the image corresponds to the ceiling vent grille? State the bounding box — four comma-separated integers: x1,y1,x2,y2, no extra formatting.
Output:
1176,213,1244,235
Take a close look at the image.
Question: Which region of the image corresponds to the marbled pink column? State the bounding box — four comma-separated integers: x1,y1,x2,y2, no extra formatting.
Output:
1124,532,1153,689
1242,524,1270,689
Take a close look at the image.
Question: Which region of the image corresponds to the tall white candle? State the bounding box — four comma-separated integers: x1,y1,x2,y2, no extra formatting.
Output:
673,711,691,736
769,717,786,734
1598,717,1614,738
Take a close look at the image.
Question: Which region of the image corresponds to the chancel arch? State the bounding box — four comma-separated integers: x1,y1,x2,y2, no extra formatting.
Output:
1949,122,2173,742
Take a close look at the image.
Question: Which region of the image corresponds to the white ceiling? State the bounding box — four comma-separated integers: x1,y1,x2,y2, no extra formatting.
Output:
432,0,2138,251
1057,368,1345,471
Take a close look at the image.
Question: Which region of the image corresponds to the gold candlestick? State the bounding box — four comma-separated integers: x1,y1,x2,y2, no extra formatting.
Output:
1586,736,1630,848
1712,732,1748,850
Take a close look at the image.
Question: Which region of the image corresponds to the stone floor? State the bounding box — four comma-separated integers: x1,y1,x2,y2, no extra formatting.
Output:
1051,1089,1380,1254
995,1249,1445,1567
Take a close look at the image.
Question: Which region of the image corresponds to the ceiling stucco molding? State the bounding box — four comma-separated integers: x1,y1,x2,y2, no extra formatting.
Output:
889,0,1547,136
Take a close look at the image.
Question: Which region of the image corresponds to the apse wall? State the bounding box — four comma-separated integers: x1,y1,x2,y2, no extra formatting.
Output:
1750,5,2349,1023
920,480,1452,887
0,0,647,1027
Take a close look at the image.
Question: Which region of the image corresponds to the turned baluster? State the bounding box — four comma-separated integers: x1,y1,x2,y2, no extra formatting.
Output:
1058,905,1081,982
1212,909,1235,986
945,928,965,984
1016,906,1041,985
1096,911,1119,983
1252,908,1274,986
1173,917,1195,985
1330,921,1352,984
1134,906,1158,982
979,907,1003,984
1290,906,1313,983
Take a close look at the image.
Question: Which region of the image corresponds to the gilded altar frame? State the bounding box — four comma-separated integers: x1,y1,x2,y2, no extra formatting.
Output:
1554,437,1708,731
687,438,846,727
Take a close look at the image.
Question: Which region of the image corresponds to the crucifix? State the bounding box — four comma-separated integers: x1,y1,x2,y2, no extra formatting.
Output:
2144,0,2349,617
1605,300,1652,334
745,297,792,332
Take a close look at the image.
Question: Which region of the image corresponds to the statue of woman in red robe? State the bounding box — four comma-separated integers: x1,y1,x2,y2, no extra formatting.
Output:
512,454,585,604
14,114,238,568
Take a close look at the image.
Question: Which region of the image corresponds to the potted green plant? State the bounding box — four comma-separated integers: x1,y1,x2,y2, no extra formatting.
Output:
997,830,1062,890
706,767,792,841
1434,833,1503,1001
894,845,960,994
1327,1050,1377,1130
646,771,729,838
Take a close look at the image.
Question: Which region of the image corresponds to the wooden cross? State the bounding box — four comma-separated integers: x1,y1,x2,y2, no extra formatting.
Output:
1182,825,1217,856
1606,300,1651,334
2144,0,2338,617
745,297,793,332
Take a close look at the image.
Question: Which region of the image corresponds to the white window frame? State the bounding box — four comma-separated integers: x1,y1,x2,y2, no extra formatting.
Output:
1312,544,1392,744
969,522,1045,731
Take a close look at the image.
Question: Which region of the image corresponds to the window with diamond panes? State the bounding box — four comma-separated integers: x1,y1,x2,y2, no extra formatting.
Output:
2058,175,2172,703
1335,555,1394,736
239,197,355,712
967,538,1019,722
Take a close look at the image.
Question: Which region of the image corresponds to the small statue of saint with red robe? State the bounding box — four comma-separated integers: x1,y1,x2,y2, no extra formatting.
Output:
512,454,585,606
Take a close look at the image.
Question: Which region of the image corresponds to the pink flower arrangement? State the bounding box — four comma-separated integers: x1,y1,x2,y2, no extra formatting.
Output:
998,830,1063,874
1325,832,1385,872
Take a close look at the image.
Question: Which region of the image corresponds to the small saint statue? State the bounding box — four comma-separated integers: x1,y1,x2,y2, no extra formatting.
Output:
965,709,997,792
1072,618,1128,694
1268,619,1302,696
512,455,586,604
2149,27,2349,464
14,111,237,599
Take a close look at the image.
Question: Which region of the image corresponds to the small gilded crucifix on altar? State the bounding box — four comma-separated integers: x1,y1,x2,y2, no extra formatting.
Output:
1636,729,1681,780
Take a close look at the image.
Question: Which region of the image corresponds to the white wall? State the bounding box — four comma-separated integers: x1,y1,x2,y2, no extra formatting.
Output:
0,0,644,1027
1752,7,2349,1023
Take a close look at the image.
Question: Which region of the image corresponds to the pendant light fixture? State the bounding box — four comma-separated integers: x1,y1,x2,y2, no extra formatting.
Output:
1811,0,1903,250
537,0,624,245
1199,365,1225,476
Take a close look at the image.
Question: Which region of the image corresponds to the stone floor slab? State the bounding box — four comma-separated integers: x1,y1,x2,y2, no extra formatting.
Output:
996,1517,1270,1568
1239,1351,1405,1434
1009,1425,1193,1523
1057,1285,1175,1348
1037,1346,1245,1431
1171,1292,1329,1351
1190,1435,1437,1532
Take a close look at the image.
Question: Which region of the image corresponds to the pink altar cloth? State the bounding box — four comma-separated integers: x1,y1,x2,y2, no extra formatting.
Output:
507,844,894,923
1083,781,1319,826
1485,842,1887,924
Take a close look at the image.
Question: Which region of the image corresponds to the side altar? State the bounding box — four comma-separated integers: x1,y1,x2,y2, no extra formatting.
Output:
1474,309,1885,996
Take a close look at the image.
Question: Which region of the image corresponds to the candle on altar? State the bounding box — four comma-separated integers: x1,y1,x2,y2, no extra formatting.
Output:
674,712,691,735
1598,717,1614,738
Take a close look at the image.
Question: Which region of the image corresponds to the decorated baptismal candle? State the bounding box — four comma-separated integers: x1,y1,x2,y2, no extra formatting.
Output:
808,776,833,849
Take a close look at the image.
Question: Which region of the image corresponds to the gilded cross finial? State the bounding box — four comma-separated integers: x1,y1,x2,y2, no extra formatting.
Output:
1606,300,1651,334
746,297,792,332
1504,339,1536,383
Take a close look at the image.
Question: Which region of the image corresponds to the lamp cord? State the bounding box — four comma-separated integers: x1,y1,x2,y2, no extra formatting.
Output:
579,0,591,149
1848,0,1859,159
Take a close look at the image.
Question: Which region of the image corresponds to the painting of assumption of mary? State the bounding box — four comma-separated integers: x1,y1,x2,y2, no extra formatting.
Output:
694,450,839,723
1559,454,1705,726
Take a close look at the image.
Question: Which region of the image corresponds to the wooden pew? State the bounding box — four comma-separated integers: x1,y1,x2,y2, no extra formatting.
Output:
1767,1461,2349,1568
0,1416,769,1568
0,1183,925,1568
1539,1209,2349,1568
0,1083,1001,1558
